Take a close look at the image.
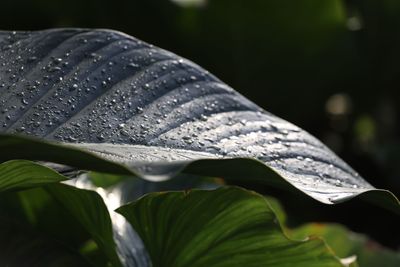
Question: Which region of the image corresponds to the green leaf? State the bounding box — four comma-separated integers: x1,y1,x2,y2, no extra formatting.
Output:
0,29,397,209
89,172,128,188
0,217,90,267
0,159,67,192
0,161,122,266
117,187,353,267
46,183,122,267
290,223,400,267
2,185,120,267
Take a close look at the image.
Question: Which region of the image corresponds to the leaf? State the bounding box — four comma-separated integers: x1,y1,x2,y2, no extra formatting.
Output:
116,187,354,267
256,194,400,267
1,184,130,267
0,159,66,192
0,29,398,209
0,160,123,266
46,184,123,267
0,217,90,267
57,177,150,267
290,223,400,267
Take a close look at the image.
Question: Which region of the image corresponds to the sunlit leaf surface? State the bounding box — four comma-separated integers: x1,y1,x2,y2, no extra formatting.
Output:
0,29,398,208
117,187,354,267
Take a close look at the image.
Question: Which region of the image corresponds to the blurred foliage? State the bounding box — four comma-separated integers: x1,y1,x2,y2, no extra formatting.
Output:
267,194,400,267
291,223,400,267
0,0,399,249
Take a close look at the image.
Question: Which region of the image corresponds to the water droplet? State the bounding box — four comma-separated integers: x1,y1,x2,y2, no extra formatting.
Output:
70,84,78,91
53,57,63,63
48,66,61,72
27,56,37,62
127,62,138,68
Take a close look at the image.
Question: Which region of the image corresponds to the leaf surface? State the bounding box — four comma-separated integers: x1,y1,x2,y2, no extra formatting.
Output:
0,29,398,208
0,160,124,266
117,187,354,267
0,159,66,192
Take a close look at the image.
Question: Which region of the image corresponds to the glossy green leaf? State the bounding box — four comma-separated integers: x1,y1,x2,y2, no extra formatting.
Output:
46,183,122,267
117,187,354,267
0,159,67,192
0,185,119,267
0,161,122,266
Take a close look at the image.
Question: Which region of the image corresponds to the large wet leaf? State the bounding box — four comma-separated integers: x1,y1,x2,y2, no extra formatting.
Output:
0,29,398,208
117,187,354,267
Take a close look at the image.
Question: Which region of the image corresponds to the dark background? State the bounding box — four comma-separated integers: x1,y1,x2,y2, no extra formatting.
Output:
1,0,399,248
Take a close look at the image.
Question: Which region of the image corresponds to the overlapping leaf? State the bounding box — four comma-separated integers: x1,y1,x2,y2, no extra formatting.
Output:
0,160,122,266
0,163,357,267
0,159,66,192
117,187,355,267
